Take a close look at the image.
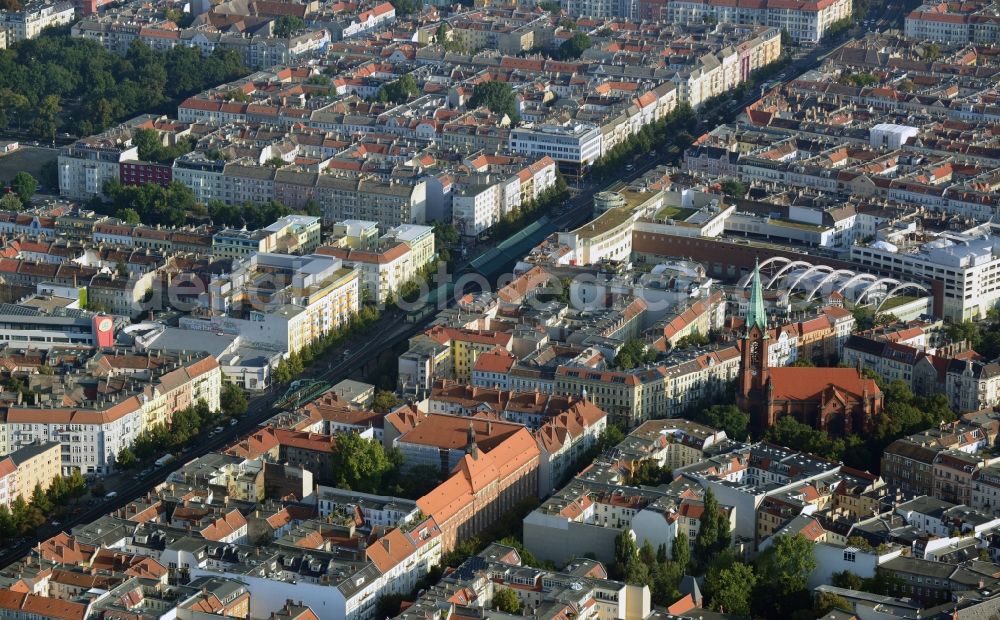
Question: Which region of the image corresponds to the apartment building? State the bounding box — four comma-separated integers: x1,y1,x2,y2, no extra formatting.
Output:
0,441,61,507
665,0,850,44
318,221,435,304
553,365,668,427
87,270,158,319
5,351,221,474
509,123,602,177
398,543,651,620
72,19,331,69
945,358,1000,414
414,422,540,552
905,1,1000,44
191,252,360,355
315,177,428,229
452,156,557,237
212,215,322,260
0,0,75,44
881,423,992,498
58,136,139,200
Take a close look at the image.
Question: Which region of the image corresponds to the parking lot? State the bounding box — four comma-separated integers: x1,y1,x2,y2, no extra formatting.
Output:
0,146,58,186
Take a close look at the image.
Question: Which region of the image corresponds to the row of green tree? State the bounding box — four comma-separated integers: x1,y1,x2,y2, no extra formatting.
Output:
589,104,698,179
272,304,382,384
0,470,88,540
0,35,249,139
97,179,321,229
488,170,569,239
116,388,247,468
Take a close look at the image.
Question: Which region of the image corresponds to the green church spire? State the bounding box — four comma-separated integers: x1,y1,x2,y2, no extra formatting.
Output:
746,260,767,334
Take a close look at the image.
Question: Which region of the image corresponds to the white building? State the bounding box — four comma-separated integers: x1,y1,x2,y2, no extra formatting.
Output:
510,123,602,174
58,140,138,200
665,0,850,44
3,353,221,474
0,0,75,44
850,223,1000,321
189,252,360,355
870,124,920,150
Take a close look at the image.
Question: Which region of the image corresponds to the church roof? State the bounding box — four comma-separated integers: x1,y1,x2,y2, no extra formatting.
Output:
746,261,767,334
767,367,881,401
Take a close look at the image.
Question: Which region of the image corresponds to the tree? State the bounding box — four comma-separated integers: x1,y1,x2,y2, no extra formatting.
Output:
832,570,864,591
720,179,745,198
273,359,292,384
0,505,15,538
705,561,756,617
330,432,395,493
630,460,671,486
0,193,21,211
117,446,138,470
133,128,162,162
597,424,625,452
10,172,37,205
468,81,519,124
555,32,592,60
694,487,728,563
947,320,981,349
612,530,638,580
273,15,305,37
116,208,141,224
47,475,69,505
376,594,406,619
378,74,420,104
287,351,304,376
493,588,522,614
815,591,851,615
0,89,28,131
33,95,61,143
754,534,817,615
221,382,248,418
29,482,51,515
693,404,748,440
392,0,421,15
672,532,690,571
67,469,87,498
615,338,657,370
372,390,400,413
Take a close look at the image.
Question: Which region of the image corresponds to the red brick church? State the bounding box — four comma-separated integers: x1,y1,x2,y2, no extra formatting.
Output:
736,263,883,436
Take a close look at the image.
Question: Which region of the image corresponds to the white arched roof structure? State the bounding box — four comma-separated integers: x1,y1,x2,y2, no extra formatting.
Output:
738,256,791,288
786,265,835,294
765,260,815,288
855,277,902,306
834,273,879,296
875,283,931,314
805,269,857,302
